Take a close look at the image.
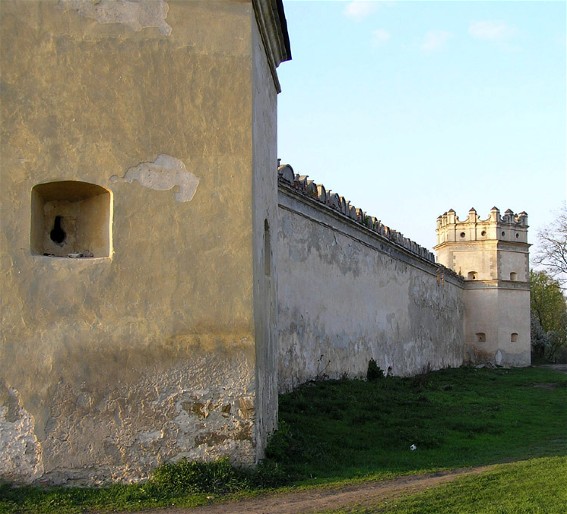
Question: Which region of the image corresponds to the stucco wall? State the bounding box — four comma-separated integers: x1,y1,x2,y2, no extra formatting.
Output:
251,17,279,460
0,0,274,484
277,185,465,392
464,286,531,366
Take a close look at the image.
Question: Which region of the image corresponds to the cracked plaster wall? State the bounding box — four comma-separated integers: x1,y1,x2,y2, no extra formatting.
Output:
0,385,44,484
1,0,275,484
277,190,465,392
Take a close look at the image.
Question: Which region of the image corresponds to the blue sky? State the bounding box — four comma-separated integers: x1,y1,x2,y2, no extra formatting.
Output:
277,0,566,254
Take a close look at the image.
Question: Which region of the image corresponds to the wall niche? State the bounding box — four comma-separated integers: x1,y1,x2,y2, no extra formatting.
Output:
31,181,112,258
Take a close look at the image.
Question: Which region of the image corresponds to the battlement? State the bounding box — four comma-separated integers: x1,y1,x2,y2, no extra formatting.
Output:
435,207,528,246
278,163,436,263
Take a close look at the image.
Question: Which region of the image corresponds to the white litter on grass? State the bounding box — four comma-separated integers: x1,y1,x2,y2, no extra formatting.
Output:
410,444,417,451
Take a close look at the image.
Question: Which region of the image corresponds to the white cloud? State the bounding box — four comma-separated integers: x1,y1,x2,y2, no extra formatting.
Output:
469,20,515,41
372,29,391,46
344,1,378,21
421,30,452,52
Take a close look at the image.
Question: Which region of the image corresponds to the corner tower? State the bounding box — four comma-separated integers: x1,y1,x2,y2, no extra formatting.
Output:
435,208,530,366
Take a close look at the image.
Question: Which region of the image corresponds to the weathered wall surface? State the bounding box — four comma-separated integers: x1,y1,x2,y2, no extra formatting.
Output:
276,181,465,392
0,0,276,484
251,21,279,458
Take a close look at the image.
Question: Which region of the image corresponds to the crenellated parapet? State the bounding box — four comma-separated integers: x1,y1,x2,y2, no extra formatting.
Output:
278,163,436,263
436,207,528,247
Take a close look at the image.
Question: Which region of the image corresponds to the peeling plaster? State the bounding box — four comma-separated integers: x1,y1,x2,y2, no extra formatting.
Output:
111,155,199,202
59,0,172,36
0,386,44,484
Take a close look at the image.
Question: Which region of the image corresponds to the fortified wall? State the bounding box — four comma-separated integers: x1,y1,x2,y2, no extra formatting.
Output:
1,0,530,487
276,165,466,392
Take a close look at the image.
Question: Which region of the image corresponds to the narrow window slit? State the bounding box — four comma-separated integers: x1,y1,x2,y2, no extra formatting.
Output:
264,219,271,276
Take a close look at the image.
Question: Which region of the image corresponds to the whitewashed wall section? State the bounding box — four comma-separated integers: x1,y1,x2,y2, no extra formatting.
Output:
276,165,465,392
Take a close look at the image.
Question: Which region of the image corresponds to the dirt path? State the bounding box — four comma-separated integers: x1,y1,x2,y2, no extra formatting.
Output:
132,465,495,514
538,364,567,374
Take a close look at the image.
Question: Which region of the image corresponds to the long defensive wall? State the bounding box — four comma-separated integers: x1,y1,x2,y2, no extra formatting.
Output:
276,165,466,392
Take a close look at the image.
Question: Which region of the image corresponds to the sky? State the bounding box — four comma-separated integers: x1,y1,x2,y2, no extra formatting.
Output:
276,0,566,256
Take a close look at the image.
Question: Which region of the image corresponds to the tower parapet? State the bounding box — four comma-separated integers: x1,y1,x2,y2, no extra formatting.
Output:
435,208,530,367
436,207,528,247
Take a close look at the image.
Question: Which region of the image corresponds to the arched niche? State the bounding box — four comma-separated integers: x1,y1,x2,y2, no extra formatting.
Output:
31,181,112,258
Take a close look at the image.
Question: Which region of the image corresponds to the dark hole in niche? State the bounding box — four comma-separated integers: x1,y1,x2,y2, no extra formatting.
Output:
50,215,66,245
31,181,112,258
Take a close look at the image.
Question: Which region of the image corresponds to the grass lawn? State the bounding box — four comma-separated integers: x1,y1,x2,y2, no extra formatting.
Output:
322,456,567,514
269,366,567,481
1,366,566,513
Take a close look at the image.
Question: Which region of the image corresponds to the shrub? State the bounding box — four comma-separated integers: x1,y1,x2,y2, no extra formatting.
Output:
150,457,289,495
250,460,289,489
367,359,384,381
151,458,251,494
264,420,293,462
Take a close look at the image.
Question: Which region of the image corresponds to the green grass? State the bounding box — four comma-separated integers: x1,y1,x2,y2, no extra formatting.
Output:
1,366,566,513
0,459,283,513
268,366,567,482
323,456,567,513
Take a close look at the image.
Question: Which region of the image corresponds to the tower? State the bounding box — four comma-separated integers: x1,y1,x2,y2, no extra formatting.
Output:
1,0,290,484
435,208,530,366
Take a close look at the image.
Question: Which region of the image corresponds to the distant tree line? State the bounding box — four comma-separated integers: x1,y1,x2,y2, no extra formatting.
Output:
531,205,567,363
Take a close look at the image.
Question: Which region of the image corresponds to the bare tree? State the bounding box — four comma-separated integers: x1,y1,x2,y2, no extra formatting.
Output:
534,205,567,284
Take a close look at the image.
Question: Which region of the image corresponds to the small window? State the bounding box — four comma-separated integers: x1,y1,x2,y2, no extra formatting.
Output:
264,219,271,276
476,333,486,343
460,232,466,238
515,233,519,239
481,230,486,237
501,231,506,237
511,333,518,342
468,271,477,280
31,181,112,258
510,272,517,281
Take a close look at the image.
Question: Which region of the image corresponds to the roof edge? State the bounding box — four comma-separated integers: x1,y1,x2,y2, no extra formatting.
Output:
252,0,292,93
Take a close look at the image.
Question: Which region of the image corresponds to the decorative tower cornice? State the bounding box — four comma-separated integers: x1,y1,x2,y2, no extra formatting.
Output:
435,207,528,248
